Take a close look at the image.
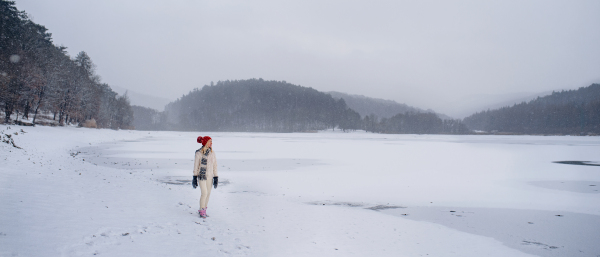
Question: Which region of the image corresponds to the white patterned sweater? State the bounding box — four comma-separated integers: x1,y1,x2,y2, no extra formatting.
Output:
193,148,218,179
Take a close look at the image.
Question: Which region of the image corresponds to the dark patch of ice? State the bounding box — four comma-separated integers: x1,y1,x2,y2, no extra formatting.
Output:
366,205,406,211
308,201,406,210
522,240,560,250
553,161,600,166
307,201,364,207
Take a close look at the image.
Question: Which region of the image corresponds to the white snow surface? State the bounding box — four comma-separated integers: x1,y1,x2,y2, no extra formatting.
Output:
1,125,599,257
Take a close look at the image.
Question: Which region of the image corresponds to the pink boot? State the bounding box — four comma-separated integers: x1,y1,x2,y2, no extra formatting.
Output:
199,208,207,218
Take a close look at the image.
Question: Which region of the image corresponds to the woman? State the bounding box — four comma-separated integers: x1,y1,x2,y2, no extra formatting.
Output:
192,136,218,218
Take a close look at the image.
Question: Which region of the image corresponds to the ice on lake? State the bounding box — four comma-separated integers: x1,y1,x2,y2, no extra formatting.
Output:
81,131,600,257
1,126,599,257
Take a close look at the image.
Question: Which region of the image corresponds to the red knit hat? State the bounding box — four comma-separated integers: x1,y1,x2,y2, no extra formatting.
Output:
197,136,212,146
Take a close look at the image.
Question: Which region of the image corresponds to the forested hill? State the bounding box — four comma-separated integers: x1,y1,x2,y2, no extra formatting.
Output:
0,1,133,128
136,79,469,134
164,79,362,132
328,91,452,120
463,84,600,134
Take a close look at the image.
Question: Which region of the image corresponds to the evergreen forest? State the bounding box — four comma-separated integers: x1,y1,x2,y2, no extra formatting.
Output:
363,112,470,134
463,84,600,134
163,79,361,132
0,1,133,128
133,79,469,134
328,91,427,119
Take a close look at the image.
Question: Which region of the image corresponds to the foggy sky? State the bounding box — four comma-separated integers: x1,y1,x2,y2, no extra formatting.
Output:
16,0,600,117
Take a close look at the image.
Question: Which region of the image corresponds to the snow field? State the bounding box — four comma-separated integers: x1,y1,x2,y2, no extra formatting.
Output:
1,125,599,256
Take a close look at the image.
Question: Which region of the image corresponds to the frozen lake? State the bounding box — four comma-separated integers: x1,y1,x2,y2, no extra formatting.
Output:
84,131,600,256
1,126,599,256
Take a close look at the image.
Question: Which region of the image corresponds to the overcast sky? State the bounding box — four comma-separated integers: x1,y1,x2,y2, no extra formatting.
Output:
15,0,600,117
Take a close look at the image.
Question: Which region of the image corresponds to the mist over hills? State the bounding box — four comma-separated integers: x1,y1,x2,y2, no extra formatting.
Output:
464,84,600,134
125,82,547,124
443,91,555,119
328,91,452,120
132,79,467,134
111,86,171,111
129,79,599,135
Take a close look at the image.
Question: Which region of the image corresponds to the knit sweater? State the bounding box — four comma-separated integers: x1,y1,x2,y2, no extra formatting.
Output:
193,148,218,179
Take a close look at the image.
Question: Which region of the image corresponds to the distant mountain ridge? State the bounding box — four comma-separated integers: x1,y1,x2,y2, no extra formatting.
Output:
463,84,600,134
328,91,452,120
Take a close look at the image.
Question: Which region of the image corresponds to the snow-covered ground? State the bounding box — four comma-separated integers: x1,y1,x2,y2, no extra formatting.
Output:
1,125,599,257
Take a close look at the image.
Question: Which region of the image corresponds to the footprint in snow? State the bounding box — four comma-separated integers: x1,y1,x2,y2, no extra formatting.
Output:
64,223,182,256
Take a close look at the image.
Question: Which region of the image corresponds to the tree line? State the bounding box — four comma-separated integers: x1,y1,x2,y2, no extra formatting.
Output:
463,84,600,134
133,78,470,134
131,105,169,131
0,0,133,128
162,79,361,132
363,112,470,134
328,91,452,120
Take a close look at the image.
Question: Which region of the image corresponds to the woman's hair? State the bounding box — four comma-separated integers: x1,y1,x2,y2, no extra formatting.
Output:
201,140,212,155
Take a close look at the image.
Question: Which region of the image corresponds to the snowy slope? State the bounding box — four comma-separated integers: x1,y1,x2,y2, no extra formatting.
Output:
1,125,599,257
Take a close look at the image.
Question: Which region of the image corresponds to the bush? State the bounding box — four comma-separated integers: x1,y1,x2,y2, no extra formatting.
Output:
81,119,97,128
